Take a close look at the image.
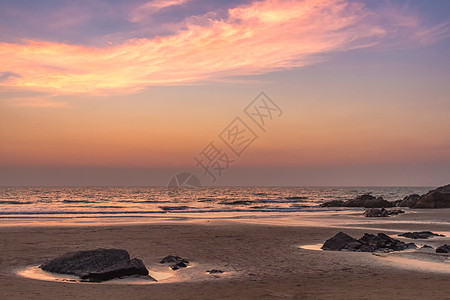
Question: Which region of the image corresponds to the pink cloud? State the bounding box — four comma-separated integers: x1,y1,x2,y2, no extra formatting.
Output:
0,0,442,97
130,0,189,22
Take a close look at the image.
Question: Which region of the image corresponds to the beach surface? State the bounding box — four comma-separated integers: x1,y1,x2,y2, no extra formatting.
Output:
1,209,449,299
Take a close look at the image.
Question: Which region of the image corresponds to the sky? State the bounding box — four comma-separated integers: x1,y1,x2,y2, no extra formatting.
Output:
0,0,449,186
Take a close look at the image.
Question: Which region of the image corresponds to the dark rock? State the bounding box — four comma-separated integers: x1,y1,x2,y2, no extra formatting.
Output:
321,232,360,251
436,244,450,253
40,249,151,282
320,194,395,208
171,262,188,270
435,184,450,193
81,258,149,282
322,232,416,252
392,199,402,206
346,194,394,208
399,231,445,239
412,184,450,208
421,245,433,249
160,255,189,265
359,233,415,251
398,194,421,207
319,200,345,207
160,255,189,270
406,243,418,250
363,208,388,217
387,209,405,215
207,269,224,274
342,241,366,251
363,208,404,217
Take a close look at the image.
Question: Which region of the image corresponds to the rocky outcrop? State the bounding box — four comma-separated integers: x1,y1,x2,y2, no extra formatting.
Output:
399,231,445,239
364,208,388,217
346,194,394,208
397,194,421,207
321,232,360,251
40,249,151,282
321,184,450,209
436,244,450,253
322,232,417,252
320,194,395,208
160,255,189,270
398,184,450,208
412,184,450,208
359,233,417,251
363,208,404,217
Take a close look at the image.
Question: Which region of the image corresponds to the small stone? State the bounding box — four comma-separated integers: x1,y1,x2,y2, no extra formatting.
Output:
160,255,189,265
207,269,224,274
322,232,360,251
171,262,188,270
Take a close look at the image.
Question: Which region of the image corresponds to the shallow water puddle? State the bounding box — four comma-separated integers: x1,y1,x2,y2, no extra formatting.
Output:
298,244,450,274
378,255,450,274
299,244,323,251
17,265,172,284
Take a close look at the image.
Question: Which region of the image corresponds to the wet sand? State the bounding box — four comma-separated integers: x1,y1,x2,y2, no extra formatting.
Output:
1,209,449,299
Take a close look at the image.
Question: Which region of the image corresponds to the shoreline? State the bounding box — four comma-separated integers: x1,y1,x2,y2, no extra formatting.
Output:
1,209,449,299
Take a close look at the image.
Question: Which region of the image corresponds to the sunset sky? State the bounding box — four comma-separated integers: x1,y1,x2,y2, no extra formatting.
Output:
1,0,449,186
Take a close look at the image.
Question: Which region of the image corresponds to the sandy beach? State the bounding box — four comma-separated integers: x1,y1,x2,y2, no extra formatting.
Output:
1,209,449,299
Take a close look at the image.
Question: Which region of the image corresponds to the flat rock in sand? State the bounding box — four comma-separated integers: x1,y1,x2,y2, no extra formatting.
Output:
322,232,417,252
160,255,189,270
40,248,152,282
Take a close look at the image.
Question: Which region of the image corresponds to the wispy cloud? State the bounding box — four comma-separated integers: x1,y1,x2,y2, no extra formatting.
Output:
131,0,189,22
0,71,21,82
0,0,447,97
414,22,450,46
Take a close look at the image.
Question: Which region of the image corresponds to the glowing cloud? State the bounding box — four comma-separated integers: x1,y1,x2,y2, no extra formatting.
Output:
130,0,189,22
0,0,441,96
0,71,21,82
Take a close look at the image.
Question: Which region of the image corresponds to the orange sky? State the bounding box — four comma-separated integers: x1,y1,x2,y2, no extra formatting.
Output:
1,0,450,185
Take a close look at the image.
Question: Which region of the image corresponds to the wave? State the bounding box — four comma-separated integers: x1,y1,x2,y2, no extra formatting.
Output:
159,206,190,211
0,200,33,205
62,200,96,204
0,206,363,217
285,196,308,200
219,200,252,205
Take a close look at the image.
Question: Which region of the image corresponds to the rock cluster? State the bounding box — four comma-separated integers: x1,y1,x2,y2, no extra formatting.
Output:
322,232,417,252
321,184,450,209
363,208,389,217
399,231,445,239
363,208,405,217
321,194,394,208
40,249,151,282
160,255,189,270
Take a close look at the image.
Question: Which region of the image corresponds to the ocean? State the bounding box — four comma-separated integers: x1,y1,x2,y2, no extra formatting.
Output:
0,186,432,221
